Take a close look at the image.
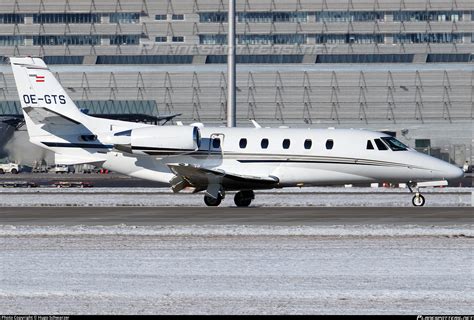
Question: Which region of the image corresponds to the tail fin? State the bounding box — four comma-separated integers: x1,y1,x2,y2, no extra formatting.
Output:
10,57,92,132
9,57,150,165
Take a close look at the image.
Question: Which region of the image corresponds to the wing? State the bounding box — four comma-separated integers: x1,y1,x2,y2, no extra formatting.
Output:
167,163,279,197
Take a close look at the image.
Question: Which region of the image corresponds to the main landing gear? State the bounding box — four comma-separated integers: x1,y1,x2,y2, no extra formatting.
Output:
204,194,222,207
203,190,255,207
234,190,255,207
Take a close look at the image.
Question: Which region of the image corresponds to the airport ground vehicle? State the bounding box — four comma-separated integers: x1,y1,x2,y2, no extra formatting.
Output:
0,163,20,174
49,164,75,174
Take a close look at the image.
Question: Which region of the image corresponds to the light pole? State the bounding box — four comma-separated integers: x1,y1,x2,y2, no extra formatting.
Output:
227,0,236,127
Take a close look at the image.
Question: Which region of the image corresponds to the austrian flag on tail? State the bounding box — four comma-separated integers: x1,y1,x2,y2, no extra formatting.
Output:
29,74,45,82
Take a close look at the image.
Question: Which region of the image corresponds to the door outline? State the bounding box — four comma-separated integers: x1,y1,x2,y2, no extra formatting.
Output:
209,133,225,155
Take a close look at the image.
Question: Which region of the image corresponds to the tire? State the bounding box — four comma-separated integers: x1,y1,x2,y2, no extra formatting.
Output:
234,191,254,207
204,195,222,207
412,194,425,207
10,168,18,174
0,169,4,174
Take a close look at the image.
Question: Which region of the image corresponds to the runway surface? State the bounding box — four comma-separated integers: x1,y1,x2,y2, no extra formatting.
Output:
1,201,472,314
1,207,473,226
0,187,471,207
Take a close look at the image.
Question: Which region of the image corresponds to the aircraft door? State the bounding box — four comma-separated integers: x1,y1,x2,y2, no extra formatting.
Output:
209,133,225,155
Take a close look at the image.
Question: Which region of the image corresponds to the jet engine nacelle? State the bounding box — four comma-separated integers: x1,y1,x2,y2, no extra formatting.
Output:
113,125,201,156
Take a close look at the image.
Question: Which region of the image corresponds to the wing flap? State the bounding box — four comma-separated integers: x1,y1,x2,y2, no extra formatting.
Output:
167,163,279,193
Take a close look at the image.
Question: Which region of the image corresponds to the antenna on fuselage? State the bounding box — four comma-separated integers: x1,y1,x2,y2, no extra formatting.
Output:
250,119,261,128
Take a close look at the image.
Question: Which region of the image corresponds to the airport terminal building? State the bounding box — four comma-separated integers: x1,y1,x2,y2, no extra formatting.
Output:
0,0,472,166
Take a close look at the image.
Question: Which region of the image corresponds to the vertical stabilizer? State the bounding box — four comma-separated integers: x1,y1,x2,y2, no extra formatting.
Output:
10,57,91,127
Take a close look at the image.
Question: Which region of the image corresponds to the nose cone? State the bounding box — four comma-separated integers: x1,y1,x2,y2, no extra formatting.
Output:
412,152,464,181
441,162,464,180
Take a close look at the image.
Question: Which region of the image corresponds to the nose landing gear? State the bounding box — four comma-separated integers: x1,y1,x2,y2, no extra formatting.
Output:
411,193,425,207
408,182,425,207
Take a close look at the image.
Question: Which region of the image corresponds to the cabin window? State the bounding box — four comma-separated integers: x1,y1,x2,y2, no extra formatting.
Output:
304,139,312,149
366,140,374,150
381,137,408,151
374,138,388,150
239,138,247,149
261,138,269,149
212,138,221,149
282,139,290,149
325,139,334,150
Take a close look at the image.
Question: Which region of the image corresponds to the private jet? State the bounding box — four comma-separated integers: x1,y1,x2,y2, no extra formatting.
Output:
10,57,463,207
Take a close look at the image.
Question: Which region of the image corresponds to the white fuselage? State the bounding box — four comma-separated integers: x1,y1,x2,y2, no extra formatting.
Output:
85,126,462,189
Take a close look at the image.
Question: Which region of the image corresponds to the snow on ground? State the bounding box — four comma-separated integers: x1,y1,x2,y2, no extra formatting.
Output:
1,224,473,238
0,224,472,314
0,187,471,207
0,187,472,313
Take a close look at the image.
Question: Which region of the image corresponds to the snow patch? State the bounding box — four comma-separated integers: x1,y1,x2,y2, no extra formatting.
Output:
1,224,472,237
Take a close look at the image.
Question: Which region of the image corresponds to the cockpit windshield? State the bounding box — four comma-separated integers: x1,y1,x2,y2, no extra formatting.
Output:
380,137,408,151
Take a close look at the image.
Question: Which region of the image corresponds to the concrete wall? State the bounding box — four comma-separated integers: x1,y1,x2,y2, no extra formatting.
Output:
0,0,473,57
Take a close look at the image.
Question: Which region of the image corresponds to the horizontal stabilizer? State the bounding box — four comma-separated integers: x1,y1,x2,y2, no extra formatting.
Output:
24,106,80,126
156,113,182,123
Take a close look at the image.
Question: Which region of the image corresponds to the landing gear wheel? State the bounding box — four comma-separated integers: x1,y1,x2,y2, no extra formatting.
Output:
204,194,222,207
412,194,425,207
234,190,255,207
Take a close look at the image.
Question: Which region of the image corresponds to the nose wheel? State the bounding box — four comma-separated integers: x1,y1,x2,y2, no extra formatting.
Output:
407,182,427,207
234,190,255,207
412,193,425,207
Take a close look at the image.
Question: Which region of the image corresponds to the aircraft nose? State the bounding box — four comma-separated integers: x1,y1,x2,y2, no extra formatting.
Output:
440,162,464,180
